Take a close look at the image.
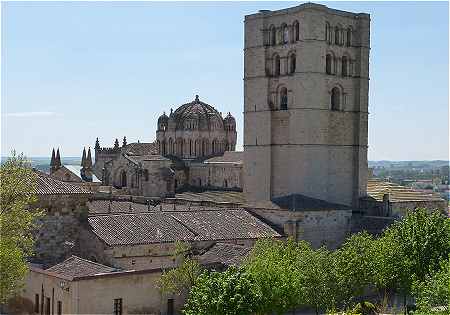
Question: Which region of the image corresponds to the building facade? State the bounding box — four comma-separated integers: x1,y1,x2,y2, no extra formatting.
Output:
243,3,370,207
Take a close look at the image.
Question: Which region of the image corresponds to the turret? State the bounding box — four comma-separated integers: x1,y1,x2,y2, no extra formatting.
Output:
157,112,169,132
81,147,86,166
114,138,120,149
55,148,61,168
81,147,93,181
51,148,62,174
86,147,93,169
122,136,127,147
50,148,56,174
224,112,236,131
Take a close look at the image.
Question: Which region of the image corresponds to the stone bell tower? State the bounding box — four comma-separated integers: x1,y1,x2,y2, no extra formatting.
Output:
243,3,370,207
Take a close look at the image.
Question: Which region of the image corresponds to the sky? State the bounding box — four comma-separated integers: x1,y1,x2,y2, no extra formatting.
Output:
1,1,449,160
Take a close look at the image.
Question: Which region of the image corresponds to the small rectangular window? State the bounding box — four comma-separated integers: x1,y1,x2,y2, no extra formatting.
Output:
34,294,39,313
114,298,123,315
57,301,62,315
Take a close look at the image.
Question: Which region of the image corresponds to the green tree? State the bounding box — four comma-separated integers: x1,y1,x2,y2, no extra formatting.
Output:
183,267,261,315
0,152,43,302
373,208,450,311
243,238,305,314
295,245,337,314
333,232,376,308
413,258,450,314
158,241,202,296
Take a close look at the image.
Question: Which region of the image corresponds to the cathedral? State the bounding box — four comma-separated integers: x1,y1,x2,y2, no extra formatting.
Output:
91,95,241,197
27,4,448,315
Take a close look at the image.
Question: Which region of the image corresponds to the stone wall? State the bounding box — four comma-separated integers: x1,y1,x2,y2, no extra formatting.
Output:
189,162,243,190
248,207,352,249
103,154,175,198
33,194,90,267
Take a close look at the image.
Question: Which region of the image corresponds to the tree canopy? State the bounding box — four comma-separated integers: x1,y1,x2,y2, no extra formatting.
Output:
0,152,43,303
182,208,450,314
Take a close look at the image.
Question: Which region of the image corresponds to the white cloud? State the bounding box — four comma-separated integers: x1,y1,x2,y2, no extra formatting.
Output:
4,111,62,118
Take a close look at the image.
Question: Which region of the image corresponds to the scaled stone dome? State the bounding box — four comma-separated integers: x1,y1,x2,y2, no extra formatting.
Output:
171,95,224,130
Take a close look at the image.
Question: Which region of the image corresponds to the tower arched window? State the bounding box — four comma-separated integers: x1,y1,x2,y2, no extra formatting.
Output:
270,25,276,45
280,87,288,110
293,21,299,41
341,56,348,77
274,54,281,76
325,22,331,43
326,54,332,74
331,87,341,111
289,53,296,74
334,27,340,45
282,24,289,44
346,27,352,47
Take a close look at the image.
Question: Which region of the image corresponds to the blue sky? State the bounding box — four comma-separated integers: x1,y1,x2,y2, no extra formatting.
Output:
1,1,448,160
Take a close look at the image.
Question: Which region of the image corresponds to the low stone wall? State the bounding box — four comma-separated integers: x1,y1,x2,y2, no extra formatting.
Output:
247,208,353,249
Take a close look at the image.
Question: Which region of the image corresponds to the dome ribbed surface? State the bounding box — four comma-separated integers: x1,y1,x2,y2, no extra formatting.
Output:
172,95,223,129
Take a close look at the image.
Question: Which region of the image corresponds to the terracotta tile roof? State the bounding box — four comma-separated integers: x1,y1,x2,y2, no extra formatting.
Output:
197,243,252,267
367,179,444,203
88,212,196,246
35,170,92,195
87,200,225,215
88,209,280,246
46,255,118,279
127,155,170,162
204,151,243,164
123,142,158,156
171,210,279,240
175,191,247,205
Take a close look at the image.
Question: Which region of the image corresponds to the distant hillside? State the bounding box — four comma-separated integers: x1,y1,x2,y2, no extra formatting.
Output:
1,156,81,174
369,160,449,170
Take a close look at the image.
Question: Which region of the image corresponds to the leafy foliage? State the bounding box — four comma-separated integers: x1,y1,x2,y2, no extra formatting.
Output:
333,232,376,307
413,258,449,313
0,152,43,302
177,208,450,314
243,238,307,314
373,208,450,297
183,267,261,315
158,241,202,296
158,258,202,295
295,245,337,314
